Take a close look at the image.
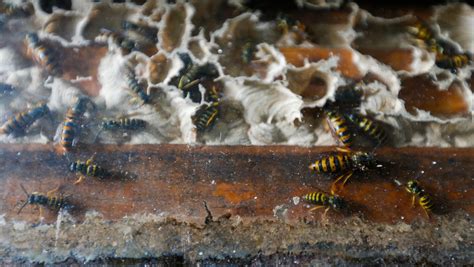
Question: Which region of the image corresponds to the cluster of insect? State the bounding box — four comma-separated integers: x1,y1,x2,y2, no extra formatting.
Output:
407,19,472,74
1,10,223,218
2,7,465,220
301,86,434,219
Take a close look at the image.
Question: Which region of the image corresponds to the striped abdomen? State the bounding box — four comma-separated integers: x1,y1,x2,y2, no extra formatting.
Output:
326,111,353,148
408,22,434,42
436,54,470,72
127,74,150,103
25,33,60,75
29,194,68,209
418,193,434,213
309,154,351,173
346,113,387,146
60,119,77,151
302,192,329,206
70,161,107,178
1,104,49,136
193,102,219,132
103,118,147,131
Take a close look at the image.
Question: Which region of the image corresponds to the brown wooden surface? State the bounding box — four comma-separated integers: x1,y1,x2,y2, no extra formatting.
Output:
0,144,472,225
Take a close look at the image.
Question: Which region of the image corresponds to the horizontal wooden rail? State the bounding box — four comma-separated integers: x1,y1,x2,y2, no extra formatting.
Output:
0,144,472,224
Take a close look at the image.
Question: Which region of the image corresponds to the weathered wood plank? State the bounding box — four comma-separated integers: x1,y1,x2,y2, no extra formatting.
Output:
0,144,472,225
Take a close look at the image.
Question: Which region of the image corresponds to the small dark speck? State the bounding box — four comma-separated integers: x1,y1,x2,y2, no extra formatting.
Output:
448,158,456,164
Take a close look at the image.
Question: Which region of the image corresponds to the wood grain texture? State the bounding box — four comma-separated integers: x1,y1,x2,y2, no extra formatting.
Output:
0,144,472,225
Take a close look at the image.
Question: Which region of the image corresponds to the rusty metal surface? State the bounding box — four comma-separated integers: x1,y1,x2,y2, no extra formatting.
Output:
0,144,472,225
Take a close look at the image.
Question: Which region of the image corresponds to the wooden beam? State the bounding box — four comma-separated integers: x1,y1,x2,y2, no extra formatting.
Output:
1,144,472,225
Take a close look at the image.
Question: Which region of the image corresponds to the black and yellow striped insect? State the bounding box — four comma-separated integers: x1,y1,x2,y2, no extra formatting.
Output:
407,20,436,44
346,113,388,147
406,180,433,218
435,53,471,74
69,156,110,184
325,109,354,148
192,86,220,132
309,148,376,191
241,41,256,64
122,20,158,43
101,117,147,131
95,29,137,54
127,69,151,104
58,97,94,153
25,33,61,75
94,116,147,142
1,103,50,137
302,189,346,217
178,63,218,91
17,184,72,216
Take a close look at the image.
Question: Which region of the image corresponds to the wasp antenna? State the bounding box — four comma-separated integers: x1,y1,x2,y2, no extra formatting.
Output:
20,184,30,197
17,201,29,214
393,179,402,186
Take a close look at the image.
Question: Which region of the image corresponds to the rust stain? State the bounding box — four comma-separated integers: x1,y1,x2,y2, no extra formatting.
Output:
213,182,256,205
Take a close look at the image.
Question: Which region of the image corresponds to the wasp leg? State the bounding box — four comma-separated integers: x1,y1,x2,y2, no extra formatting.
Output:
341,171,354,186
181,79,200,91
39,206,44,220
322,207,330,219
331,171,353,192
74,175,85,185
422,208,431,219
411,196,416,207
46,186,60,198
309,205,324,212
335,147,351,153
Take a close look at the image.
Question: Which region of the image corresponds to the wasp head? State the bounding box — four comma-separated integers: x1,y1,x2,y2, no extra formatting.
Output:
329,195,345,210
406,180,423,194
351,151,376,170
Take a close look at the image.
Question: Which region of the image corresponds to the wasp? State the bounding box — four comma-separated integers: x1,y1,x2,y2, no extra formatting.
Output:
95,29,137,54
435,53,471,74
126,69,151,104
1,103,50,137
94,115,147,142
178,63,218,91
325,109,354,148
58,97,94,152
192,86,219,132
122,20,158,43
302,189,345,217
406,180,434,218
101,117,147,131
0,82,15,97
69,156,110,184
241,41,256,64
17,184,72,216
407,21,436,44
309,148,376,191
25,33,61,75
345,113,388,147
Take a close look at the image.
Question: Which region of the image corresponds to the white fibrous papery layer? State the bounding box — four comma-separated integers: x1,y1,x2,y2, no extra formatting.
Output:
0,1,472,147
